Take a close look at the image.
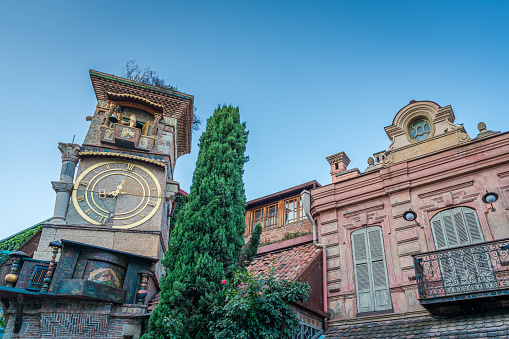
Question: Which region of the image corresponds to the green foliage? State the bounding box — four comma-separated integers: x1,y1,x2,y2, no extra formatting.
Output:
122,60,201,131
0,310,5,329
143,105,249,339
0,220,48,253
162,315,184,339
209,268,311,339
259,231,312,247
169,192,188,233
238,222,262,269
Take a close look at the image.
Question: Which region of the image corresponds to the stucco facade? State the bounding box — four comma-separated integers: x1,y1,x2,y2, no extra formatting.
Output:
311,101,509,332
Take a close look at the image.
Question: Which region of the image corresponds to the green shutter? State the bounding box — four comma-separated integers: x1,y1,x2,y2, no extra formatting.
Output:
463,208,484,244
352,226,392,313
368,227,392,311
352,229,373,313
442,210,459,248
452,208,470,246
431,215,447,250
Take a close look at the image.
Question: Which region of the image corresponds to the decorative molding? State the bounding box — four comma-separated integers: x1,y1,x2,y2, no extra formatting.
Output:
391,200,411,208
417,181,474,199
419,191,478,212
79,151,166,167
96,100,109,109
343,203,385,217
162,116,177,126
51,181,74,193
107,92,164,110
58,142,81,164
498,171,509,178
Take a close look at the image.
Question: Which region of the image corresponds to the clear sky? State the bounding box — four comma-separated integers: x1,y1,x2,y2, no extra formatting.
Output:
1,1,508,239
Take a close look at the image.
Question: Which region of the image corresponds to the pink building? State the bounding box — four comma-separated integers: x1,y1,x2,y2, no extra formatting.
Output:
312,100,509,337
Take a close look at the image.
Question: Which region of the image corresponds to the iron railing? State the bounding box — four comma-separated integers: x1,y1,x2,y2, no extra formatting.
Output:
412,238,509,300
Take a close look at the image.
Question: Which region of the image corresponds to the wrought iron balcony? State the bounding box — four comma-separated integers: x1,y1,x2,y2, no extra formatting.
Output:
412,238,509,310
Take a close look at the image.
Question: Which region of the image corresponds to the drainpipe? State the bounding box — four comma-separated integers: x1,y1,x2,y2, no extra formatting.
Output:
300,190,328,329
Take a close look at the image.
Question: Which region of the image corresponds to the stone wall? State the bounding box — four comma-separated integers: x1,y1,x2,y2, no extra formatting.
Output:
244,219,313,245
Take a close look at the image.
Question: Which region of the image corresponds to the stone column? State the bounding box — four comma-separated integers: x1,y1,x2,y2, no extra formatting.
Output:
50,143,81,224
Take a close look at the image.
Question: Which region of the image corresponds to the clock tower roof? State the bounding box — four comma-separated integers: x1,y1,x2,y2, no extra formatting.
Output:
89,70,194,158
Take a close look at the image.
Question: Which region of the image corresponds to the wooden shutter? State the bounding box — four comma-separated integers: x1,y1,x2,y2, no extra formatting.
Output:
463,208,483,244
352,227,392,313
368,227,392,311
352,230,373,313
452,208,470,246
431,215,447,250
441,210,459,248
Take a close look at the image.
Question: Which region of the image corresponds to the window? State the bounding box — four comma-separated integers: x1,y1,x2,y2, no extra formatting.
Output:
250,208,263,233
430,207,484,249
265,203,278,229
409,119,431,141
284,197,303,224
430,207,496,293
28,266,49,291
245,195,307,236
351,226,392,313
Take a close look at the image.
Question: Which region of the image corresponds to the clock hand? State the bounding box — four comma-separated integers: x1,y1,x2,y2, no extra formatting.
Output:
106,176,127,198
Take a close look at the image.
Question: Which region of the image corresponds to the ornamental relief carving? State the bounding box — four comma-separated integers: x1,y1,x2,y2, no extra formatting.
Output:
58,142,81,164
51,181,74,193
343,204,387,230
418,190,479,212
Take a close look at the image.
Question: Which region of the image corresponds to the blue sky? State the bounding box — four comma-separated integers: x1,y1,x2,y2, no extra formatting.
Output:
1,1,508,239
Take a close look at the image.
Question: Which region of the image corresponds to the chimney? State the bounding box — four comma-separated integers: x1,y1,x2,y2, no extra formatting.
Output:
326,152,351,182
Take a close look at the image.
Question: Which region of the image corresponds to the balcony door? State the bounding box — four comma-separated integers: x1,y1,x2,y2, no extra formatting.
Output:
430,207,497,295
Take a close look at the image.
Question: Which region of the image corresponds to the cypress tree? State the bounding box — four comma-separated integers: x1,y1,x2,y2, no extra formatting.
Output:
238,222,262,269
143,105,249,339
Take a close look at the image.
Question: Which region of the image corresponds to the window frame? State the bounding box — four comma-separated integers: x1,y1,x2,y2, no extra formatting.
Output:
245,195,306,236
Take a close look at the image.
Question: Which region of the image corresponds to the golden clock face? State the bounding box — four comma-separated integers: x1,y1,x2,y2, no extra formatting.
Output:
71,160,162,229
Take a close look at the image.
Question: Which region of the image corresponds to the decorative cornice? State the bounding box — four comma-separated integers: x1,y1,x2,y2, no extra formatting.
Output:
58,142,81,164
79,151,166,167
107,92,164,112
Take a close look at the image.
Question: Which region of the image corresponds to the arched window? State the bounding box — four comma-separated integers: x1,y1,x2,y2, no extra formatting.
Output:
429,207,496,293
351,226,392,313
430,206,484,249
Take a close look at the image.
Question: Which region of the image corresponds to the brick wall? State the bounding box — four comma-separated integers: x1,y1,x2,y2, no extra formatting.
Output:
4,299,145,339
246,219,313,245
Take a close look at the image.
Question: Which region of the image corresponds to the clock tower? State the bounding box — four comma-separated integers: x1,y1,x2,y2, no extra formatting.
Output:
0,71,194,338
33,70,193,281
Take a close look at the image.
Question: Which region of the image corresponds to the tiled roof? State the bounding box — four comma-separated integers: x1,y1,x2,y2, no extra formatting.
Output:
247,242,321,281
89,70,194,159
324,311,509,338
147,292,160,312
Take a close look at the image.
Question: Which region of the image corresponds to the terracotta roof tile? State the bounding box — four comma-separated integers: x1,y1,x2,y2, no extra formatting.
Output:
147,292,160,312
146,243,321,313
247,242,321,281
